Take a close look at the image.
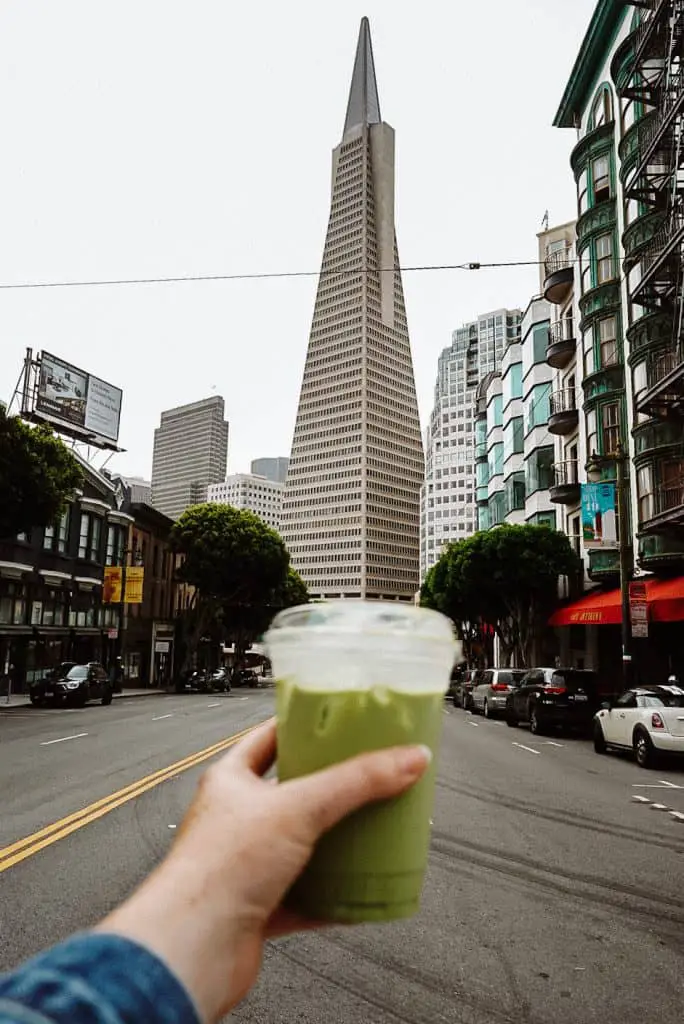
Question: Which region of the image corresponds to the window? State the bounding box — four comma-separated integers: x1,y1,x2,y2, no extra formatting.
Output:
596,233,614,284
598,317,618,367
43,524,55,551
591,87,613,129
578,168,589,216
661,459,684,510
580,247,591,294
78,513,103,561
503,417,524,461
586,410,598,456
57,509,70,553
525,447,554,495
637,464,654,523
583,330,596,377
488,443,504,478
487,394,503,432
503,363,523,407
526,384,551,432
488,491,505,526
592,155,611,204
532,324,550,364
505,473,526,513
601,402,620,455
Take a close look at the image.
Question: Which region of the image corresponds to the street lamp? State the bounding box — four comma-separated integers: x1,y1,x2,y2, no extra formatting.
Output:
585,441,632,688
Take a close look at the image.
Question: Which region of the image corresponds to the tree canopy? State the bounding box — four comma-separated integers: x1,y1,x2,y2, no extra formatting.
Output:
421,524,580,667
0,407,83,540
170,503,308,673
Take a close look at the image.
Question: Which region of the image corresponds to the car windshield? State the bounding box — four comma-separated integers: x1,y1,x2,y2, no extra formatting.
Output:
65,666,89,680
497,671,525,684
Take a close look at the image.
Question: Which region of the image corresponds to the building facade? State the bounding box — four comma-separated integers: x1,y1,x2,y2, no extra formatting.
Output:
475,298,556,534
281,19,424,600
207,474,284,531
250,457,289,485
420,309,522,579
151,397,229,521
0,456,132,694
544,0,684,681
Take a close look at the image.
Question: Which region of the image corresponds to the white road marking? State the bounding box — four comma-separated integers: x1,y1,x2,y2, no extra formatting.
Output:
207,703,221,708
467,720,479,727
40,732,88,746
659,780,682,789
152,714,174,721
544,741,564,748
670,812,684,822
651,803,670,811
633,783,682,790
632,795,651,803
167,824,177,830
512,742,540,755
238,697,249,701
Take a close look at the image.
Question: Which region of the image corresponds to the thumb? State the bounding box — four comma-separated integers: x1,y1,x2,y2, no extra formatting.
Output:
284,745,432,838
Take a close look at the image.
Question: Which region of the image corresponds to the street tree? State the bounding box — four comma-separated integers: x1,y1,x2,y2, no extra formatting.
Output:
0,406,83,540
170,504,301,673
423,525,579,667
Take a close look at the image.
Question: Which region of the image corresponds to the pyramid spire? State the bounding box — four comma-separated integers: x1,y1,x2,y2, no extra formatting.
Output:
343,17,381,137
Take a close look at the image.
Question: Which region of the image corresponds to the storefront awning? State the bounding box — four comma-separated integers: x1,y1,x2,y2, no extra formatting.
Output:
549,576,684,626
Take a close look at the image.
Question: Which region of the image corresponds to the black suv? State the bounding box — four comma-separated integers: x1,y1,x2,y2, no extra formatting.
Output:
505,667,601,735
32,663,113,708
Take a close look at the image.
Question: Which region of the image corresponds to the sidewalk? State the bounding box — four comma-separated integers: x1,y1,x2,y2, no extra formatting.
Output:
1,687,166,708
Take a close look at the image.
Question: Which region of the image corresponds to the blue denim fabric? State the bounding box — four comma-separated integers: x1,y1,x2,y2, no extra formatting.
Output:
0,934,200,1024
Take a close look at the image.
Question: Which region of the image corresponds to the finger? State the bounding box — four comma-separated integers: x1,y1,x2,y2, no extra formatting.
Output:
285,745,432,837
227,718,277,776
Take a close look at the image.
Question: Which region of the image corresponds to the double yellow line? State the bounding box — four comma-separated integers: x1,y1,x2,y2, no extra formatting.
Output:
0,723,260,875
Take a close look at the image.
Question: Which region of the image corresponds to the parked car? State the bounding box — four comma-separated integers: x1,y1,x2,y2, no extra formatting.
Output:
471,669,526,718
210,668,231,693
505,667,601,735
29,663,77,705
593,684,684,768
33,663,113,707
233,668,259,688
453,669,481,710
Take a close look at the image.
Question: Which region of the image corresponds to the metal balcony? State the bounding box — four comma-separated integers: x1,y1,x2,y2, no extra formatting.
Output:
546,318,576,369
543,245,574,305
629,210,684,309
625,77,684,198
550,460,581,505
548,389,580,436
640,483,684,534
636,345,684,418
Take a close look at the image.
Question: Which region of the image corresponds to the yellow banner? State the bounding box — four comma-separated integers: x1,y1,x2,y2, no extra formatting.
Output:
124,567,144,604
103,566,122,604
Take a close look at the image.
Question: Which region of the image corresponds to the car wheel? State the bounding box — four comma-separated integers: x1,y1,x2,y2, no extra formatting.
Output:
634,728,656,769
101,690,113,706
593,723,607,754
529,707,546,735
506,710,518,728
30,695,45,707
483,699,491,719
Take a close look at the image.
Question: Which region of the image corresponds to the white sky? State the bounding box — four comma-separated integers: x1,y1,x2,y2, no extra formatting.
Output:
0,0,597,479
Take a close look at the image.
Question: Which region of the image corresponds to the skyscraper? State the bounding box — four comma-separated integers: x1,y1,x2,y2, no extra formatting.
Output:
420,309,522,579
250,457,289,485
151,397,229,520
281,19,424,601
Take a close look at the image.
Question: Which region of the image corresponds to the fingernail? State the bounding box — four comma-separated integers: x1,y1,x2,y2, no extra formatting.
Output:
399,745,433,775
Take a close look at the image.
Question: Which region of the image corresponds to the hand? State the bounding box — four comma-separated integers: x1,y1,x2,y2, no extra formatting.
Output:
97,718,431,1022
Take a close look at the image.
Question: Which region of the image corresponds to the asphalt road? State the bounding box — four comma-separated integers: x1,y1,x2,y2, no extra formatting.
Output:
2,694,684,1023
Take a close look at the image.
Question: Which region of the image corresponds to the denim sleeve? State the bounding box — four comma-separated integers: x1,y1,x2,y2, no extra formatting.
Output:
0,933,201,1024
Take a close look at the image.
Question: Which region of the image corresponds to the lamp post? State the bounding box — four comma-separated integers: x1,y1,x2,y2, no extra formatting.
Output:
586,441,632,688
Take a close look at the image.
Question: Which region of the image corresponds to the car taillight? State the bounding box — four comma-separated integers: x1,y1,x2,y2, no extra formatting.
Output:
652,713,665,729
491,683,509,692
543,685,567,695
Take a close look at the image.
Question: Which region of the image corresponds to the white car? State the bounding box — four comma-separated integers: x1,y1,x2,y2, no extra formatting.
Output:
593,685,684,768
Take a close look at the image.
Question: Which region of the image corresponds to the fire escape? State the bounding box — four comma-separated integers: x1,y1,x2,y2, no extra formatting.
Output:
623,0,684,532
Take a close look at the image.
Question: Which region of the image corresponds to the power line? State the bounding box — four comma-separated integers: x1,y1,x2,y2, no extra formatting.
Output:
0,258,580,293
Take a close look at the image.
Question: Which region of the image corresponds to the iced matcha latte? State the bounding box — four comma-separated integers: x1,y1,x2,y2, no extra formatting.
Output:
266,602,458,923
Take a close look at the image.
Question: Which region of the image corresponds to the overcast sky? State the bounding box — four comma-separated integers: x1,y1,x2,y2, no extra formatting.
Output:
0,0,597,479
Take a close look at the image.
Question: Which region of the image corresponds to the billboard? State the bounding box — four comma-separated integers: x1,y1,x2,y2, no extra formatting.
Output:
34,352,122,447
581,483,617,548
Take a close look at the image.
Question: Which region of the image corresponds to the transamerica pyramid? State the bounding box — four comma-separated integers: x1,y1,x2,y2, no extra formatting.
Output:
281,18,424,601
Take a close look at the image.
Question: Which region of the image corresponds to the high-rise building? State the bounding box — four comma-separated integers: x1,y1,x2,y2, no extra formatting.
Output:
151,397,229,521
420,309,522,579
207,474,283,531
281,19,424,600
250,457,289,485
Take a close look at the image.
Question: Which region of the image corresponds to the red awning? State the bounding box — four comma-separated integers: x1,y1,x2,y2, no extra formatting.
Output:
549,576,684,627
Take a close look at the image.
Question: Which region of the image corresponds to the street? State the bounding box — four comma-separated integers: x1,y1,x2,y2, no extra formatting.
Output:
2,694,684,1023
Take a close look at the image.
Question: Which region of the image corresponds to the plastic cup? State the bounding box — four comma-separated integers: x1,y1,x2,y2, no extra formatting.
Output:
266,600,459,923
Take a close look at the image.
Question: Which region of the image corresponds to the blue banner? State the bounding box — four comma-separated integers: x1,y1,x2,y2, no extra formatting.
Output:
581,483,617,548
